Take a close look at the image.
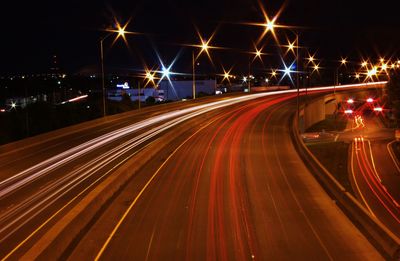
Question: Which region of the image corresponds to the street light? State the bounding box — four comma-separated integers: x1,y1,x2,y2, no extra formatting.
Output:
191,30,216,100
248,46,265,92
334,57,348,94
277,29,300,122
361,61,368,68
278,32,300,119
292,32,300,122
219,67,233,89
192,41,208,100
280,31,300,122
100,22,127,117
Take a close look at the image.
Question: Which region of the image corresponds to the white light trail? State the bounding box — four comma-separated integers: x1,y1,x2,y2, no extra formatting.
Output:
0,81,387,245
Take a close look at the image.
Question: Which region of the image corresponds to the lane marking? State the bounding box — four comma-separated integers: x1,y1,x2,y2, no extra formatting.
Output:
3,95,281,260
95,114,225,261
387,140,400,174
365,140,400,207
1,143,152,261
365,140,382,183
272,121,333,260
351,141,376,218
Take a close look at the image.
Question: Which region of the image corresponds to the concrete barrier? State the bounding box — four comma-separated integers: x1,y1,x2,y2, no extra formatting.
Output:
290,112,400,260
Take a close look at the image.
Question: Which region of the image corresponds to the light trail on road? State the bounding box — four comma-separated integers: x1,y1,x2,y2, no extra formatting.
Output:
0,92,289,256
0,82,386,260
93,91,381,260
352,137,400,225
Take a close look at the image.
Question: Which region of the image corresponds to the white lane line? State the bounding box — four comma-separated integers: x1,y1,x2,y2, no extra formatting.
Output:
0,92,275,199
351,139,376,218
1,81,386,196
0,93,283,244
387,140,400,174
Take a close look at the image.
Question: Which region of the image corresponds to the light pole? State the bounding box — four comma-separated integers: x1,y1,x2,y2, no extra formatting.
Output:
248,54,251,92
192,50,196,99
286,31,300,122
192,37,210,100
282,31,300,121
99,25,126,117
248,47,264,92
295,33,300,122
100,35,110,118
334,58,347,95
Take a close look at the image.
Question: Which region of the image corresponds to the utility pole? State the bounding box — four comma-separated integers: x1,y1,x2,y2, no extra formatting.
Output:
295,32,300,124
100,39,106,117
138,80,141,110
192,50,196,99
248,54,251,92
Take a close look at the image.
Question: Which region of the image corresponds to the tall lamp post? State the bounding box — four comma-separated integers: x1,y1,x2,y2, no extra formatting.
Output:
192,50,196,99
282,31,300,121
100,25,126,117
192,39,210,100
295,33,300,122
248,47,264,92
334,58,347,95
285,31,300,122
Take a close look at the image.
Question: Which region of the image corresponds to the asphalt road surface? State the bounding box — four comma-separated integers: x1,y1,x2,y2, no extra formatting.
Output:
348,114,400,238
74,93,380,260
0,90,382,260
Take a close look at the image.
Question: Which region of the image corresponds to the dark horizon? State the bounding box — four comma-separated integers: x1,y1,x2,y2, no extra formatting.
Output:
1,0,400,75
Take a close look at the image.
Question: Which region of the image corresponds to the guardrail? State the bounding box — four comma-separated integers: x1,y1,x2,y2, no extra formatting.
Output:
290,110,400,260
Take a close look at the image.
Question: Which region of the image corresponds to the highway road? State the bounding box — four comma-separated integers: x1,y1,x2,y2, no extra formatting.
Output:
348,114,400,238
0,88,383,260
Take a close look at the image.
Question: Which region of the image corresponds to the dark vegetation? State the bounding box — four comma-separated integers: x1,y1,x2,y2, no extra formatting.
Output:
0,93,161,145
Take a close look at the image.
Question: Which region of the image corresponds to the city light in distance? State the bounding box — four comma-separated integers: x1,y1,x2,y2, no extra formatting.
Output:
347,98,354,104
117,27,125,37
366,98,374,103
288,41,295,51
220,67,233,83
344,109,353,114
161,66,171,80
367,67,377,78
307,54,315,63
146,72,153,80
312,63,320,73
201,40,209,52
265,20,275,32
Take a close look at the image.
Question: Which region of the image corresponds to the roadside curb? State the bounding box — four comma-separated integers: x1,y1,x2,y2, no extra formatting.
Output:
387,140,400,174
290,114,400,260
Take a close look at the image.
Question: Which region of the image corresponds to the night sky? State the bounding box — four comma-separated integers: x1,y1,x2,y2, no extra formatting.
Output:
1,0,400,75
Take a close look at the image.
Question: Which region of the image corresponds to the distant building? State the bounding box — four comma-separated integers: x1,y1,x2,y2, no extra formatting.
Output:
108,87,164,102
159,79,216,101
5,94,48,109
